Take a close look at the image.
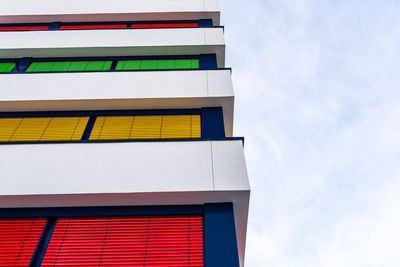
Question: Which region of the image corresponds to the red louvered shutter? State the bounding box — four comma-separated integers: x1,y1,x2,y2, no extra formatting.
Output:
0,25,49,30
59,24,127,29
42,215,203,266
0,218,46,266
130,22,198,28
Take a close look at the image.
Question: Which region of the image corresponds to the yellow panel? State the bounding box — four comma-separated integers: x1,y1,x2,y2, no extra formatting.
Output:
89,116,105,140
41,117,89,141
130,115,163,139
90,116,134,140
161,115,192,138
191,114,201,138
0,118,23,141
89,114,201,140
10,117,51,141
72,117,90,140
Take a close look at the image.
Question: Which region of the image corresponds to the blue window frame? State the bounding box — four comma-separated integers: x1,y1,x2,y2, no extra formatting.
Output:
0,107,237,144
0,203,239,267
0,54,220,73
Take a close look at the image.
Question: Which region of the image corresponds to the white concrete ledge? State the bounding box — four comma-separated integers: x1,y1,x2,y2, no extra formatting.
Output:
0,0,220,25
0,27,225,67
0,69,234,136
0,140,249,266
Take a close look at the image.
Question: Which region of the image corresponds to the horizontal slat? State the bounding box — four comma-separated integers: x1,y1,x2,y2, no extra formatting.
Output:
42,215,203,266
89,114,201,140
0,218,46,267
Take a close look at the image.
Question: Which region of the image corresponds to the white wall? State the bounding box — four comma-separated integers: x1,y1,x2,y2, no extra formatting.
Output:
0,27,225,67
0,0,220,25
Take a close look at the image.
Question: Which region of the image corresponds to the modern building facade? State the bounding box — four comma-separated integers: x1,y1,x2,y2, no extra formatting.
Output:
0,1,250,266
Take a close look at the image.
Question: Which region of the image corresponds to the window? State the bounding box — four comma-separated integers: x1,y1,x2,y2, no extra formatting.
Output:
0,116,89,142
26,61,113,72
0,62,16,72
59,24,127,29
90,114,201,140
116,59,199,70
0,218,46,266
41,215,203,266
0,55,220,73
130,22,198,28
0,112,205,143
0,25,49,31
0,21,202,31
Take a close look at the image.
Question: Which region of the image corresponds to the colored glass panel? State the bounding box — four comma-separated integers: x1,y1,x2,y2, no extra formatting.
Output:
0,62,15,72
116,59,200,70
26,61,112,72
89,114,201,140
0,218,46,266
0,25,49,30
131,22,198,28
0,116,89,142
59,24,127,29
41,215,203,266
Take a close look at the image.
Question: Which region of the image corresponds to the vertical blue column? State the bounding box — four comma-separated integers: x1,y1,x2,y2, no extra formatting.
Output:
198,19,213,27
204,203,240,267
201,107,225,139
199,54,218,70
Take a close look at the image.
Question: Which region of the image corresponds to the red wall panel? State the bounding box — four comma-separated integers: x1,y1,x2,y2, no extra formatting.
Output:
0,218,46,266
41,215,203,266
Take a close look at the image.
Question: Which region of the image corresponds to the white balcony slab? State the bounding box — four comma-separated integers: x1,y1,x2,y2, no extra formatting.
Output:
0,27,225,67
0,69,234,136
0,0,220,25
0,140,249,266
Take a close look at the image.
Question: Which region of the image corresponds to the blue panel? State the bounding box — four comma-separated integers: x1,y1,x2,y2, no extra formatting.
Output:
15,57,32,72
198,19,213,27
48,22,61,30
199,54,218,69
204,203,240,267
201,107,225,139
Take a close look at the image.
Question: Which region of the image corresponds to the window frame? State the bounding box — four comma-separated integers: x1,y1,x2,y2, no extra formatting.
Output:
0,54,221,73
0,107,232,144
0,203,240,267
0,19,216,32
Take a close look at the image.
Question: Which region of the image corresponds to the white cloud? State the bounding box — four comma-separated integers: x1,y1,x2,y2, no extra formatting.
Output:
220,0,400,266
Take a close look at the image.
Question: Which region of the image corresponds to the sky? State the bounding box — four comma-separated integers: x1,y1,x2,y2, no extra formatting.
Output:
219,0,400,266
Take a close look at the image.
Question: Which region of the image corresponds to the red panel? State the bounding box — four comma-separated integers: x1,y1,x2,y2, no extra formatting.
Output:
131,22,198,28
59,24,127,29
0,25,49,30
0,218,46,267
42,215,203,266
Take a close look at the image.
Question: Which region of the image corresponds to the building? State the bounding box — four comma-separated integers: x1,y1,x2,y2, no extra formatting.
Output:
0,1,250,266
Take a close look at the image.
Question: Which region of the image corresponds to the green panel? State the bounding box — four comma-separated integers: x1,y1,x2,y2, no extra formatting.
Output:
68,61,90,71
115,59,200,70
85,61,112,71
158,59,175,69
0,62,16,72
191,59,200,68
116,60,142,70
26,61,112,72
51,62,72,71
140,60,158,69
26,62,55,72
175,59,196,69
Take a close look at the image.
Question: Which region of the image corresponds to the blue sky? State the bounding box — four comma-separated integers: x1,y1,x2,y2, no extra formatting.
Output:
219,0,400,266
